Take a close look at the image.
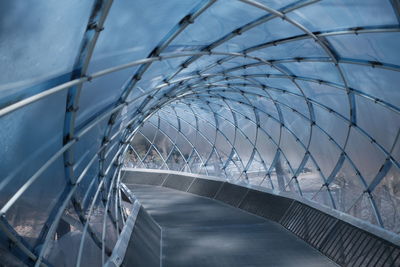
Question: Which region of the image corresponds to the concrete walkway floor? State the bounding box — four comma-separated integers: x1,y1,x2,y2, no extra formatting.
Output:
125,184,338,267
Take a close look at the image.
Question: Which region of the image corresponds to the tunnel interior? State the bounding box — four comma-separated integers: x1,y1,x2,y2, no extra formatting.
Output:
0,0,400,266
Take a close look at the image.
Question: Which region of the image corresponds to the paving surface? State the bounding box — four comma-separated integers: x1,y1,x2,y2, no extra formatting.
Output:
125,184,337,267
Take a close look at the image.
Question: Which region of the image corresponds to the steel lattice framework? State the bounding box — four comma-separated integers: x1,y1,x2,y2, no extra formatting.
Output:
0,0,399,265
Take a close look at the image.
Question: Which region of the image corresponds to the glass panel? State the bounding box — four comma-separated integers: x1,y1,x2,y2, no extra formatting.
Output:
124,145,140,168
278,62,343,85
188,152,204,174
81,196,107,265
170,0,265,47
297,80,349,119
219,17,303,53
312,186,334,208
229,62,282,76
90,0,199,69
329,159,365,212
327,32,400,66
247,153,268,185
347,193,379,227
225,160,242,182
308,127,342,177
44,203,88,267
236,116,257,143
179,55,226,76
269,90,310,118
177,120,199,149
286,0,397,31
279,127,306,171
345,128,386,185
392,138,400,164
197,118,217,142
249,38,326,61
134,56,190,91
131,132,152,159
6,157,66,246
281,106,311,145
252,96,279,121
215,131,233,158
174,132,195,161
259,115,281,143
77,66,139,126
143,146,165,169
256,0,298,10
233,131,254,168
217,57,260,71
255,130,278,166
255,77,301,95
271,154,295,193
0,90,66,204
313,105,349,148
165,147,186,171
372,165,400,234
206,149,224,177
216,116,237,142
355,95,399,152
341,63,400,108
0,0,94,96
297,158,326,200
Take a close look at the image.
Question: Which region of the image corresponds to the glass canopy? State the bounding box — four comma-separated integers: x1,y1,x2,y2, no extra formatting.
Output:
0,0,399,265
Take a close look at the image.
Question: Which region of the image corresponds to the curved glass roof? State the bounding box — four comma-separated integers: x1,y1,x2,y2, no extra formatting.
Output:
0,0,400,264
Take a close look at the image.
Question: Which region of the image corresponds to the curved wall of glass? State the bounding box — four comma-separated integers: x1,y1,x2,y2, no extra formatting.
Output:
0,0,400,265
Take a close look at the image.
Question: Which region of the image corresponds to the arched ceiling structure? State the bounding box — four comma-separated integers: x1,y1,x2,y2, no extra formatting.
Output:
123,0,400,233
0,0,400,265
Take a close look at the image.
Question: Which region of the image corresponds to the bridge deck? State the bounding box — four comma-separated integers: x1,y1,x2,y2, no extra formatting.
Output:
125,184,337,267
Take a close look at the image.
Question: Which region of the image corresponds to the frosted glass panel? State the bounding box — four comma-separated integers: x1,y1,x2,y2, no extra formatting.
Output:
0,0,94,103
